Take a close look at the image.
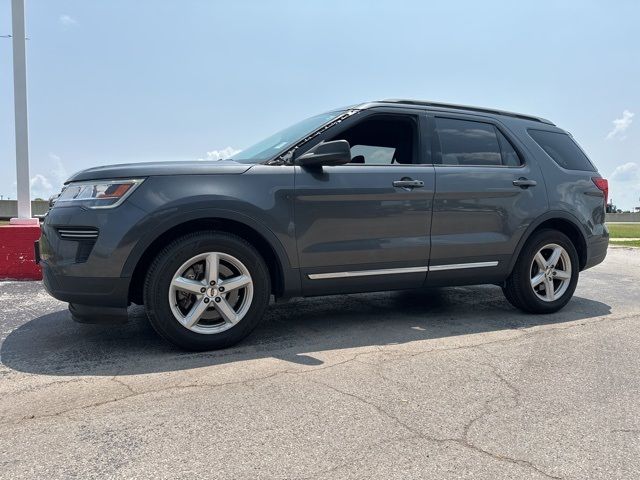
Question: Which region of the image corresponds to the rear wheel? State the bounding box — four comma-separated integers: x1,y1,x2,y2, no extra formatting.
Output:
143,231,270,350
503,229,579,314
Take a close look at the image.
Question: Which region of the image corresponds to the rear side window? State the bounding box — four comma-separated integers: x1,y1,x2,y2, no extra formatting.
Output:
528,129,596,171
435,118,521,166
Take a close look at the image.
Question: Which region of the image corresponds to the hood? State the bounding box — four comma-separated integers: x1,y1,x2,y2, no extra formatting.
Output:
66,160,253,183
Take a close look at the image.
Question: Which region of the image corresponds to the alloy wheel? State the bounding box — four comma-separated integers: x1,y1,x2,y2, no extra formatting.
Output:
168,252,253,334
529,243,572,302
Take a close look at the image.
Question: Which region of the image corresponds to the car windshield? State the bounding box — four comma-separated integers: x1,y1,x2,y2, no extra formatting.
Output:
231,111,344,163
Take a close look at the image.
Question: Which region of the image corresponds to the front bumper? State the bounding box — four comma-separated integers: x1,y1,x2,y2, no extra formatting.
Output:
68,302,129,324
41,262,130,307
37,204,139,308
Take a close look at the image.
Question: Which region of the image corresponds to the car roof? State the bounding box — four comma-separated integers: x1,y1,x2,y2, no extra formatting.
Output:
354,99,555,125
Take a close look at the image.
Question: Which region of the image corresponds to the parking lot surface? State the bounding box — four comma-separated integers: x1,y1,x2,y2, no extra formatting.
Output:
1,247,639,479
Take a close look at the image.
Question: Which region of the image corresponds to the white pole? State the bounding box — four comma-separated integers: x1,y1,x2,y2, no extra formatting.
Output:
10,0,36,224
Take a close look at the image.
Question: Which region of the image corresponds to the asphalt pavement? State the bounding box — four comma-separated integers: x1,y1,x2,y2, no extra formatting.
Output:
1,247,639,479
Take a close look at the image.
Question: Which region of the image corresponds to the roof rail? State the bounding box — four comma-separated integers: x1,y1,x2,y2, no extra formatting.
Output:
380,99,555,125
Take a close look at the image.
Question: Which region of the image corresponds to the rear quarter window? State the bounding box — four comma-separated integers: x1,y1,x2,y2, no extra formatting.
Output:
528,129,596,171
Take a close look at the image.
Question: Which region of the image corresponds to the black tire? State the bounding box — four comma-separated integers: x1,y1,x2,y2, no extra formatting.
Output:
502,229,579,314
143,231,271,351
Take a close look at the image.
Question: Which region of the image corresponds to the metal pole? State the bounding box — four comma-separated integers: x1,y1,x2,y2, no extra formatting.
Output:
11,0,35,223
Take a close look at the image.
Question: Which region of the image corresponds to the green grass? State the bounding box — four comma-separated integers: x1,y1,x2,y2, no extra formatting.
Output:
607,223,640,239
611,239,640,248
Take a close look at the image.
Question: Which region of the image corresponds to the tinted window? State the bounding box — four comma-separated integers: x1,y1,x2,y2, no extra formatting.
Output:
435,118,520,166
497,130,521,166
328,116,417,165
528,129,595,171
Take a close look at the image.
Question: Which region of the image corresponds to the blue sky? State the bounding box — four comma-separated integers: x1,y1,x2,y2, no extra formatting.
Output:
1,0,639,209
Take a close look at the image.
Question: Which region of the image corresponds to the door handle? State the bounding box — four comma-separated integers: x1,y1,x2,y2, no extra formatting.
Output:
513,177,537,188
393,179,424,189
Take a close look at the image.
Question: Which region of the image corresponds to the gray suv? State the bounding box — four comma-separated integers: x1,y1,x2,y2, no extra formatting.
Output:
38,100,610,350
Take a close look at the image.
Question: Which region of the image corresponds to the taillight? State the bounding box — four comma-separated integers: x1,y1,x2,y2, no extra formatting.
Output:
592,177,609,207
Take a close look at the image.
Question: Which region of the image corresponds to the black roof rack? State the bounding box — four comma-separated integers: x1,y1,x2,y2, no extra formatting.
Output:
380,99,554,125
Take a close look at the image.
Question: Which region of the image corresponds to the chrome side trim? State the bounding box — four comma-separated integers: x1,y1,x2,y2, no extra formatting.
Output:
308,266,429,280
307,261,499,280
428,261,498,272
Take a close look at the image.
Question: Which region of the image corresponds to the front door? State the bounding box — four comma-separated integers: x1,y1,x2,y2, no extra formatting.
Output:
293,112,436,295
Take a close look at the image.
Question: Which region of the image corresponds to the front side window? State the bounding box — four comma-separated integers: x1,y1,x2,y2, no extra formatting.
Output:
435,117,521,166
350,145,397,165
328,115,417,165
528,129,596,171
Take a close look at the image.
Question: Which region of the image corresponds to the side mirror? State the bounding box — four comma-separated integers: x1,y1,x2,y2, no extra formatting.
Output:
297,140,351,168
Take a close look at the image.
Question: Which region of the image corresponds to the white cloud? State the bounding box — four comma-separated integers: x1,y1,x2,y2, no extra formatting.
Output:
49,153,68,183
59,14,77,26
610,161,639,181
19,154,69,200
204,147,241,161
29,174,53,199
606,110,634,140
609,162,640,211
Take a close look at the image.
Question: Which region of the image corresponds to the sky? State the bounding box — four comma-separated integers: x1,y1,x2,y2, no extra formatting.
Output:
1,0,639,209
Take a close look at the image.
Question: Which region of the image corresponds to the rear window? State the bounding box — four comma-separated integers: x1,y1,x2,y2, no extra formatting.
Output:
528,129,596,171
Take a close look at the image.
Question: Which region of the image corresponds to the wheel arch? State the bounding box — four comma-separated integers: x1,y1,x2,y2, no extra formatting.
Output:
507,211,589,275
124,211,293,305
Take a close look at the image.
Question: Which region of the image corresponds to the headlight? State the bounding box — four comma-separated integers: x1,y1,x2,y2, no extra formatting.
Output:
55,178,144,209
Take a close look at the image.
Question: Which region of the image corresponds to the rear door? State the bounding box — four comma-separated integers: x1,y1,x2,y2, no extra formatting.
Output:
426,113,548,285
293,110,436,295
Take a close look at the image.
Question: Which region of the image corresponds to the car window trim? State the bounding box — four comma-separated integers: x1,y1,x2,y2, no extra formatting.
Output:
276,109,361,165
294,109,428,167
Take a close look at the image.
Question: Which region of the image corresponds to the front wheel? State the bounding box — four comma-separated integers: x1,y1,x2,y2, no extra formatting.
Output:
503,229,579,314
143,231,271,350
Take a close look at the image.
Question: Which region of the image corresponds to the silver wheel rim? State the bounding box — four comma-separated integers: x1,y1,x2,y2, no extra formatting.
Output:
168,252,253,334
530,243,572,302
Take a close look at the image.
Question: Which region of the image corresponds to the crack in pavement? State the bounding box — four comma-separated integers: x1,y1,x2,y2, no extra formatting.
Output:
110,376,137,396
2,306,637,473
336,345,555,477
455,372,561,479
0,349,391,426
306,376,563,479
304,337,566,480
2,350,385,426
0,370,288,426
300,432,423,480
3,308,634,477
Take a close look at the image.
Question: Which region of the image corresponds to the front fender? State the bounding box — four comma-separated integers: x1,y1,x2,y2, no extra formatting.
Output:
120,206,294,278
